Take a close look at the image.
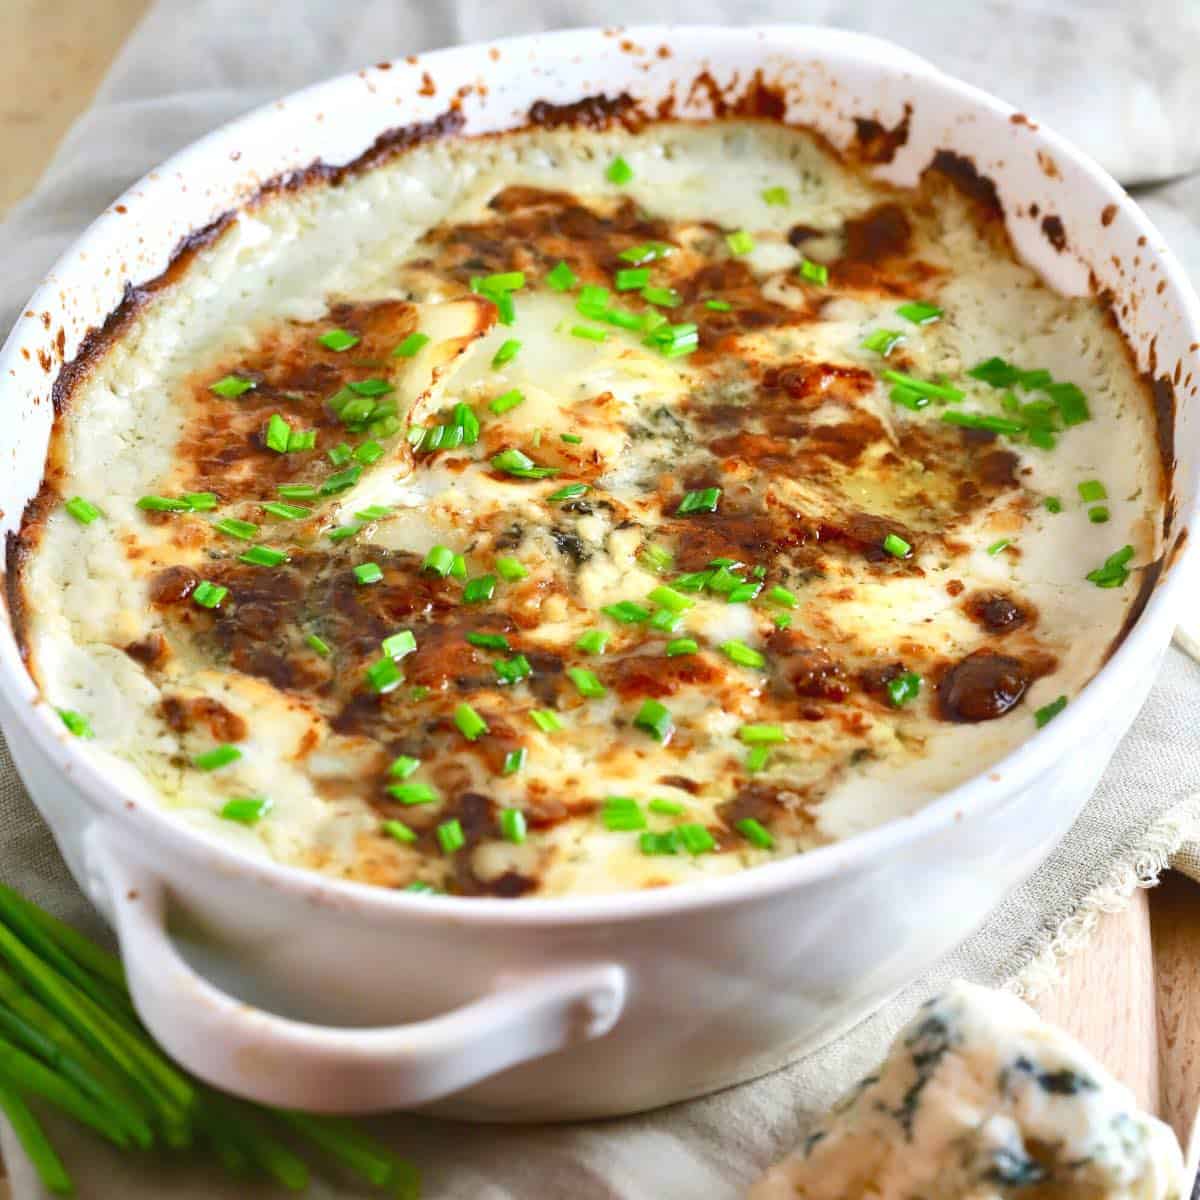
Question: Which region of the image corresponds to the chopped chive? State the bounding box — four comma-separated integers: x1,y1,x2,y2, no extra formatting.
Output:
601,796,646,831
726,230,755,255
501,751,527,779
493,654,532,685
570,324,608,343
1086,545,1134,588
466,631,509,651
546,483,589,503
746,745,771,772
633,699,673,742
639,831,679,855
672,570,713,593
606,155,634,185
404,881,438,893
364,657,403,694
862,328,904,356
615,267,650,291
766,585,796,608
545,261,578,291
762,185,789,206
1088,506,1110,524
1078,480,1107,502
648,609,681,633
773,612,792,629
381,630,416,660
882,370,964,404
576,630,609,655
473,271,525,294
738,724,786,745
492,339,522,369
239,545,289,567
327,443,352,466
896,301,942,325
354,505,392,521
451,554,467,580
193,743,241,771
411,685,430,701
387,781,437,805
882,533,911,558
354,562,383,586
306,633,332,657
798,258,828,285
56,709,93,738
454,703,488,741
392,331,429,358
641,286,682,308
192,581,228,609
136,495,189,513
327,523,362,543
720,640,766,670
677,487,721,515
319,329,360,352
726,581,762,604
262,501,311,520
213,517,259,541
704,565,743,596
940,410,1024,435
643,319,698,358
495,556,528,582
602,600,650,624
463,574,496,604
487,393,525,422
736,818,774,849
389,755,421,779
677,824,716,855
220,796,272,825
647,585,692,614
560,433,583,444
347,378,393,398
64,497,101,525
492,447,561,479
423,545,455,577
210,374,255,397
886,672,922,708
1035,695,1068,728
968,357,1021,387
184,492,216,511
500,808,527,841
382,819,416,844
354,440,384,465
1044,496,1063,513
649,798,685,816
665,637,698,657
319,465,361,495
436,820,466,855
618,241,674,265
986,538,1011,556
705,299,732,312
278,483,318,500
1047,381,1090,426
529,709,563,733
287,429,316,452
1019,368,1054,390
639,544,673,575
265,413,293,453
567,667,606,699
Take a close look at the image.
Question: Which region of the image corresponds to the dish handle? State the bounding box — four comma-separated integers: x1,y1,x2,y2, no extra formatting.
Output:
84,826,627,1113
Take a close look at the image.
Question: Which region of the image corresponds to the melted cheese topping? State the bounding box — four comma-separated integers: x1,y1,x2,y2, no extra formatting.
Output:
751,981,1184,1199
18,122,1164,897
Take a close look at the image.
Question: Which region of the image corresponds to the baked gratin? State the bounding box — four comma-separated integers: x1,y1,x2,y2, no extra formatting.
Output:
11,118,1166,898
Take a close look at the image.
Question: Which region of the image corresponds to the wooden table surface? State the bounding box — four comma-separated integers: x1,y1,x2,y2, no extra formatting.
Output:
1,3,1197,1192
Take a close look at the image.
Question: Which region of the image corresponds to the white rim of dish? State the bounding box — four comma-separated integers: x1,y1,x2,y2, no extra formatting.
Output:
0,24,1196,925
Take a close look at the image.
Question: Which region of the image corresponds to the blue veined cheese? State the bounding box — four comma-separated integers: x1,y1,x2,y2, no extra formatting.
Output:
751,981,1184,1199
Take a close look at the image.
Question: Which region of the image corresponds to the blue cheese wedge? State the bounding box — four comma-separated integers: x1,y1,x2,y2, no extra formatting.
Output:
13,119,1167,897
751,981,1184,1199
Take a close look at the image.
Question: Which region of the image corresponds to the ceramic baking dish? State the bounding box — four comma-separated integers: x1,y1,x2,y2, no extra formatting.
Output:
0,25,1195,1122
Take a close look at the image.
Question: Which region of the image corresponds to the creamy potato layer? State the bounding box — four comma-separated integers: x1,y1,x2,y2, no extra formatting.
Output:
15,120,1164,897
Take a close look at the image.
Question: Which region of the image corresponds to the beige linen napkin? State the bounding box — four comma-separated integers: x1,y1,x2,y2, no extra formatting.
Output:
2,2,1200,1196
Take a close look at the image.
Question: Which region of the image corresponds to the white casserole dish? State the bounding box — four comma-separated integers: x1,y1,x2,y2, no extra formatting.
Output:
0,24,1195,1122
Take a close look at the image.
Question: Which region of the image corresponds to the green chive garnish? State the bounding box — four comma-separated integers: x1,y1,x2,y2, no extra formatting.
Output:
606,156,634,185
886,672,921,707
239,545,289,568
318,329,360,352
986,538,1011,556
1089,506,1110,524
677,487,720,515
493,655,532,685
639,544,673,574
382,819,417,844
364,657,401,693
1047,381,1090,426
56,709,93,738
883,370,964,405
213,517,259,541
192,581,228,610
489,389,524,416
602,601,650,624
546,261,577,291
705,299,732,312
495,556,528,582
64,497,101,525
798,258,828,285
641,286,681,308
261,501,311,520
615,267,650,291
466,631,509,651
1086,545,1134,588
761,186,789,206
561,433,583,444
896,301,942,325
193,743,241,771
473,271,525,294
327,443,352,466
388,755,421,780
968,357,1021,387
1035,696,1068,727
940,410,1024,435
319,466,362,495
136,496,189,513
575,630,609,655
454,703,488,741
265,414,292,454
649,798,685,816
492,339,521,368
738,724,786,745
381,631,416,660
490,448,559,478
500,808,527,841
354,562,383,585
1044,496,1063,513
501,750,527,779
567,668,606,699
665,638,698,657
306,634,332,657
677,824,716,855
726,230,754,255
601,796,645,831
354,440,384,465
546,483,589,503
862,329,904,356
736,818,774,849
720,640,765,669
210,374,255,397
388,781,437,805
633,699,673,742
220,796,271,825
618,241,674,265
529,709,563,733
647,586,692,614
327,523,362,543
463,575,496,604
1078,480,1107,502
570,324,608,343
639,831,678,856
882,533,911,558
392,332,429,358
766,585,796,608
278,484,318,500
423,545,455,577
183,492,217,511
437,819,466,855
